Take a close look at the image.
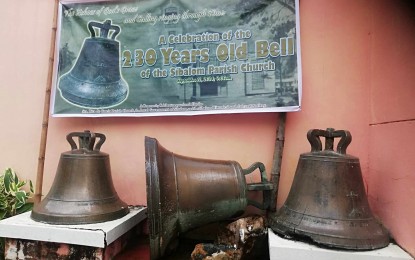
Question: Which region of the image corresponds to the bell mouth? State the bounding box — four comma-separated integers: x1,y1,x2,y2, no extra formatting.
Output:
144,137,165,259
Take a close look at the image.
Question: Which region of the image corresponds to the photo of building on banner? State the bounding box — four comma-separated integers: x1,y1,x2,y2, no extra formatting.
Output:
52,0,301,117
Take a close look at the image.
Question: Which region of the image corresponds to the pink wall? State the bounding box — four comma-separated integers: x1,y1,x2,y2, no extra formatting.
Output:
0,1,52,182
0,0,414,257
368,0,415,255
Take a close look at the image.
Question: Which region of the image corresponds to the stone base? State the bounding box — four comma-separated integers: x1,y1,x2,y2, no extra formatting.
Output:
5,232,131,260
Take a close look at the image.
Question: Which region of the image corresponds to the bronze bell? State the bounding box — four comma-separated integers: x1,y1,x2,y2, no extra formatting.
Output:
270,128,389,250
31,131,129,224
58,20,128,108
145,136,274,259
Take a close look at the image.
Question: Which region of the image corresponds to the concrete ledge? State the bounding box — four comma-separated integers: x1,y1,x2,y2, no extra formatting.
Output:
268,229,413,260
0,206,147,248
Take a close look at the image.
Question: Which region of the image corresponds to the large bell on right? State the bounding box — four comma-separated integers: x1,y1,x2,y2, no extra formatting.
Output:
271,128,389,250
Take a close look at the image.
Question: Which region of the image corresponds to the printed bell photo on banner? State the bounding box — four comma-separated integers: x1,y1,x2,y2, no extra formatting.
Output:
51,0,301,117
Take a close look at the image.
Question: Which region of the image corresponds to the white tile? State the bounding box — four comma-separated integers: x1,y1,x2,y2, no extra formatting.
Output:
269,229,413,260
0,207,147,248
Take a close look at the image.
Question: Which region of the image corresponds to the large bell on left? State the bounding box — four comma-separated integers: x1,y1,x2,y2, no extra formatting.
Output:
31,130,129,224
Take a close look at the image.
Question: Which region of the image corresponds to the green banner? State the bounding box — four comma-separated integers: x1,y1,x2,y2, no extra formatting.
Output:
52,0,301,117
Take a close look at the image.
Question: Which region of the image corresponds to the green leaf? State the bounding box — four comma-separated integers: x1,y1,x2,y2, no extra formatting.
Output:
29,180,34,194
11,182,17,192
14,171,19,184
3,168,12,175
15,191,26,205
0,168,34,221
0,209,6,220
16,181,26,189
16,203,33,214
3,170,12,193
16,200,24,209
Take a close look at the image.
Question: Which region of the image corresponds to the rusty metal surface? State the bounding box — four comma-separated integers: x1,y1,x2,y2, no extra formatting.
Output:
58,20,128,108
145,136,273,259
31,131,129,225
270,128,389,250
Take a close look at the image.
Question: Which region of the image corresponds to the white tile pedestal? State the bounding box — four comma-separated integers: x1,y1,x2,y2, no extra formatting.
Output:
268,229,413,260
0,207,147,259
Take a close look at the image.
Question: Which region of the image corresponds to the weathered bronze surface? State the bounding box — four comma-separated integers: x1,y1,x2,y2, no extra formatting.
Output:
145,136,273,259
58,20,128,108
31,130,129,224
270,128,389,250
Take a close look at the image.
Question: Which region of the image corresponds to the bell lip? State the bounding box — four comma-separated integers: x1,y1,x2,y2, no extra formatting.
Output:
271,226,390,251
145,136,182,259
30,196,130,225
145,136,163,259
270,206,390,250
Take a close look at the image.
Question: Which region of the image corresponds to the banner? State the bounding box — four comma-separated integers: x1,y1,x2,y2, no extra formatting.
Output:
51,0,301,117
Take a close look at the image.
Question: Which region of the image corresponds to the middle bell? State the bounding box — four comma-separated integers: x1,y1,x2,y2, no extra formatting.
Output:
145,136,274,259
